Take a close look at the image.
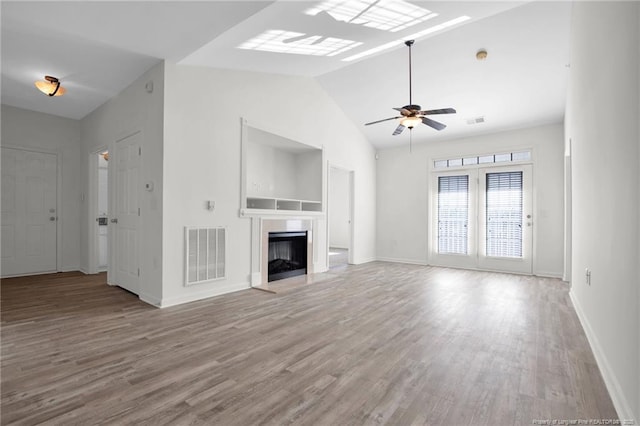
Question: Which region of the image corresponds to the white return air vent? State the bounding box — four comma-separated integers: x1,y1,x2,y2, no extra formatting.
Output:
185,227,226,286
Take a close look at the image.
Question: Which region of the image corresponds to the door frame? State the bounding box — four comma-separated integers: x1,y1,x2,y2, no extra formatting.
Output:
1,145,61,275
327,164,355,266
428,158,534,274
87,146,109,275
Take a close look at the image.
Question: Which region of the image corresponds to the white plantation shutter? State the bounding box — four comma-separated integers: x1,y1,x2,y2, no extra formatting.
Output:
486,172,523,258
437,175,469,254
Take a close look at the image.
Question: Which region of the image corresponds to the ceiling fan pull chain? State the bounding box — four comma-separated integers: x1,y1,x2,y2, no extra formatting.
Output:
410,128,413,153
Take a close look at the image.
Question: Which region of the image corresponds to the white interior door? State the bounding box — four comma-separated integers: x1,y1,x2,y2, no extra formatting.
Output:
1,148,57,277
112,133,140,294
430,164,533,274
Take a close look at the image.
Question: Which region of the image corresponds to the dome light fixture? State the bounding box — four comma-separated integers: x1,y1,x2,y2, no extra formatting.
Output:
34,75,66,97
401,116,422,129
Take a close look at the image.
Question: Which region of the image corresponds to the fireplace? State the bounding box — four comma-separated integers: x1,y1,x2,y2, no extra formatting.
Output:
268,231,307,282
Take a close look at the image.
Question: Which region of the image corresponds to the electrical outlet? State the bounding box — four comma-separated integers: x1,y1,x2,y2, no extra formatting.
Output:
585,268,591,286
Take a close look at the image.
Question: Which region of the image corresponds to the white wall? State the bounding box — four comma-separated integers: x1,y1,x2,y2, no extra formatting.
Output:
566,2,639,421
162,63,376,307
376,123,565,277
80,62,164,304
1,105,82,272
246,141,323,202
246,141,297,199
295,151,322,202
329,167,350,248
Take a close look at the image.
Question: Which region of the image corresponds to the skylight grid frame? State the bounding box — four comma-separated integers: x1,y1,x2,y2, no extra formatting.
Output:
305,0,436,33
238,30,361,56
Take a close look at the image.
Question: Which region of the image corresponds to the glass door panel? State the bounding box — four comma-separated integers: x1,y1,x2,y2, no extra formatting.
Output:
429,171,476,269
478,165,532,273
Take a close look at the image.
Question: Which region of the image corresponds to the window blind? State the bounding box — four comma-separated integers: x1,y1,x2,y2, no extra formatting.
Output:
486,172,523,258
438,175,469,254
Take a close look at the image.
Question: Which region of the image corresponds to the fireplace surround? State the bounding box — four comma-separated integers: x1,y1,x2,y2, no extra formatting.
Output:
256,219,314,286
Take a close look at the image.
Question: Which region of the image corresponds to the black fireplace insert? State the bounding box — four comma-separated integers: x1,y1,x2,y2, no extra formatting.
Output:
268,231,307,282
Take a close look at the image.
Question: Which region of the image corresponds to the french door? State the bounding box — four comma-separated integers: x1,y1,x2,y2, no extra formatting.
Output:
430,165,533,274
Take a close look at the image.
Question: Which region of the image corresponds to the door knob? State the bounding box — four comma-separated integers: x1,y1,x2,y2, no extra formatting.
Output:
49,216,56,221
110,218,118,224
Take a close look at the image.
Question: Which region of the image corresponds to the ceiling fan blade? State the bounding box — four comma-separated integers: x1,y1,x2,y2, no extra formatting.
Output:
392,124,405,136
421,116,446,131
419,108,457,115
365,116,401,126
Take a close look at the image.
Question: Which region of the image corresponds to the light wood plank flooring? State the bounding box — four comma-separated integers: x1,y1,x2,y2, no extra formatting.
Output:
1,263,617,425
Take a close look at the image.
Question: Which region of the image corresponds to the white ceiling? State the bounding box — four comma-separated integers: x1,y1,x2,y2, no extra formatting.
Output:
1,1,571,149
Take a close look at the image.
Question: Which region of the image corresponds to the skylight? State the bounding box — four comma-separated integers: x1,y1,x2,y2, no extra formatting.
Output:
238,30,362,56
342,15,471,62
305,0,437,32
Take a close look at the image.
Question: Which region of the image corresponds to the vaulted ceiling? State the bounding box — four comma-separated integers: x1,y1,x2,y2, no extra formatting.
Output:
1,1,571,149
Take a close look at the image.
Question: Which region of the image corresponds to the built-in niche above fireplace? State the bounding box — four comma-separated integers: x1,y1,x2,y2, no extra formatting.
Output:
240,118,324,217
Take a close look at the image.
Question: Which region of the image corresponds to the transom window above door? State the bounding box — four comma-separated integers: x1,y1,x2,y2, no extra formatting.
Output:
433,150,531,169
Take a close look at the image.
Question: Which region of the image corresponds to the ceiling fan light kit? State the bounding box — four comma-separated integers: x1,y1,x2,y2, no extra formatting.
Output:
364,40,456,137
35,75,66,97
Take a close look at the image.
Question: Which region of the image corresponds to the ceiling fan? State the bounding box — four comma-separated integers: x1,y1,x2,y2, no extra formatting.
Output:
365,40,456,135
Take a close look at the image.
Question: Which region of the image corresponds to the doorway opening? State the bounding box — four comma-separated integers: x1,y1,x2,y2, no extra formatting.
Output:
96,151,109,271
328,166,354,269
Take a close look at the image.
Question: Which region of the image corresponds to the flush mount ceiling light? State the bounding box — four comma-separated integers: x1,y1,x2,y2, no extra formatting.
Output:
34,75,66,97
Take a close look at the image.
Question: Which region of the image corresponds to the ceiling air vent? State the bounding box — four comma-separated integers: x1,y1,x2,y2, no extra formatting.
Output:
466,116,485,125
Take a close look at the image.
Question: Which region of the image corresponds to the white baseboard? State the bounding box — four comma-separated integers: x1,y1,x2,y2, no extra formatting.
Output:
376,257,428,266
569,290,634,422
158,281,251,308
352,257,377,265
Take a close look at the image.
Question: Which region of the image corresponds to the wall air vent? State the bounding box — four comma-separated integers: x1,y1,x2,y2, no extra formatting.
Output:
185,227,226,285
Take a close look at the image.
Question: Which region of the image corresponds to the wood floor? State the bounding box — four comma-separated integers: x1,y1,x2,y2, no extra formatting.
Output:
1,263,617,425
